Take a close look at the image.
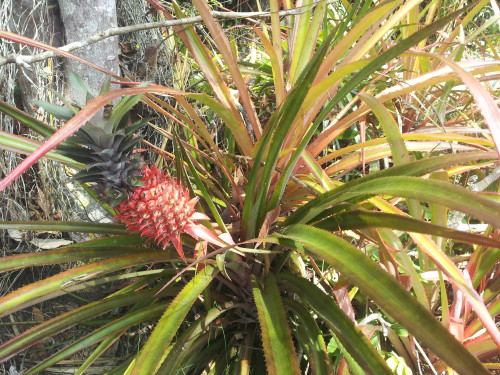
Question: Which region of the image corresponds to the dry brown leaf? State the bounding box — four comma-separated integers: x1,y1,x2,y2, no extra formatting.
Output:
36,186,51,218
32,307,44,323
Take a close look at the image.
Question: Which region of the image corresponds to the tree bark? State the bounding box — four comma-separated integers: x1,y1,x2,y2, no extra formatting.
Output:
58,0,120,97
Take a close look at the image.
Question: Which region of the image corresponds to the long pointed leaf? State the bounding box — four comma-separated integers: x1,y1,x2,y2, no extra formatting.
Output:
0,221,127,234
283,297,332,375
130,265,217,375
268,4,480,216
0,100,55,137
0,290,156,362
242,30,335,238
0,252,176,317
0,246,157,272
277,225,489,375
0,131,84,168
316,211,500,249
279,274,392,375
192,0,261,138
331,177,500,227
157,305,234,374
415,51,500,159
25,303,167,375
287,151,496,225
252,273,301,375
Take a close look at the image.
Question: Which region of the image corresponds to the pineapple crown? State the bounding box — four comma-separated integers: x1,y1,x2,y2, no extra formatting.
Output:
36,73,150,205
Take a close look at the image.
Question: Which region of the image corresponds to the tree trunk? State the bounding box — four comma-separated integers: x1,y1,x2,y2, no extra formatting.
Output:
58,0,121,96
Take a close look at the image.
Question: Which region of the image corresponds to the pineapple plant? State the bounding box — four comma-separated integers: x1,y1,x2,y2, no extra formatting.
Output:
37,73,215,257
1,2,499,374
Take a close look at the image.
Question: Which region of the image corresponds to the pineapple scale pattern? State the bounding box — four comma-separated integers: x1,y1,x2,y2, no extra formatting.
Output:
115,165,200,251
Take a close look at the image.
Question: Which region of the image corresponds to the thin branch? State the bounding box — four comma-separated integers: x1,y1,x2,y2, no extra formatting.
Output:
0,1,335,67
